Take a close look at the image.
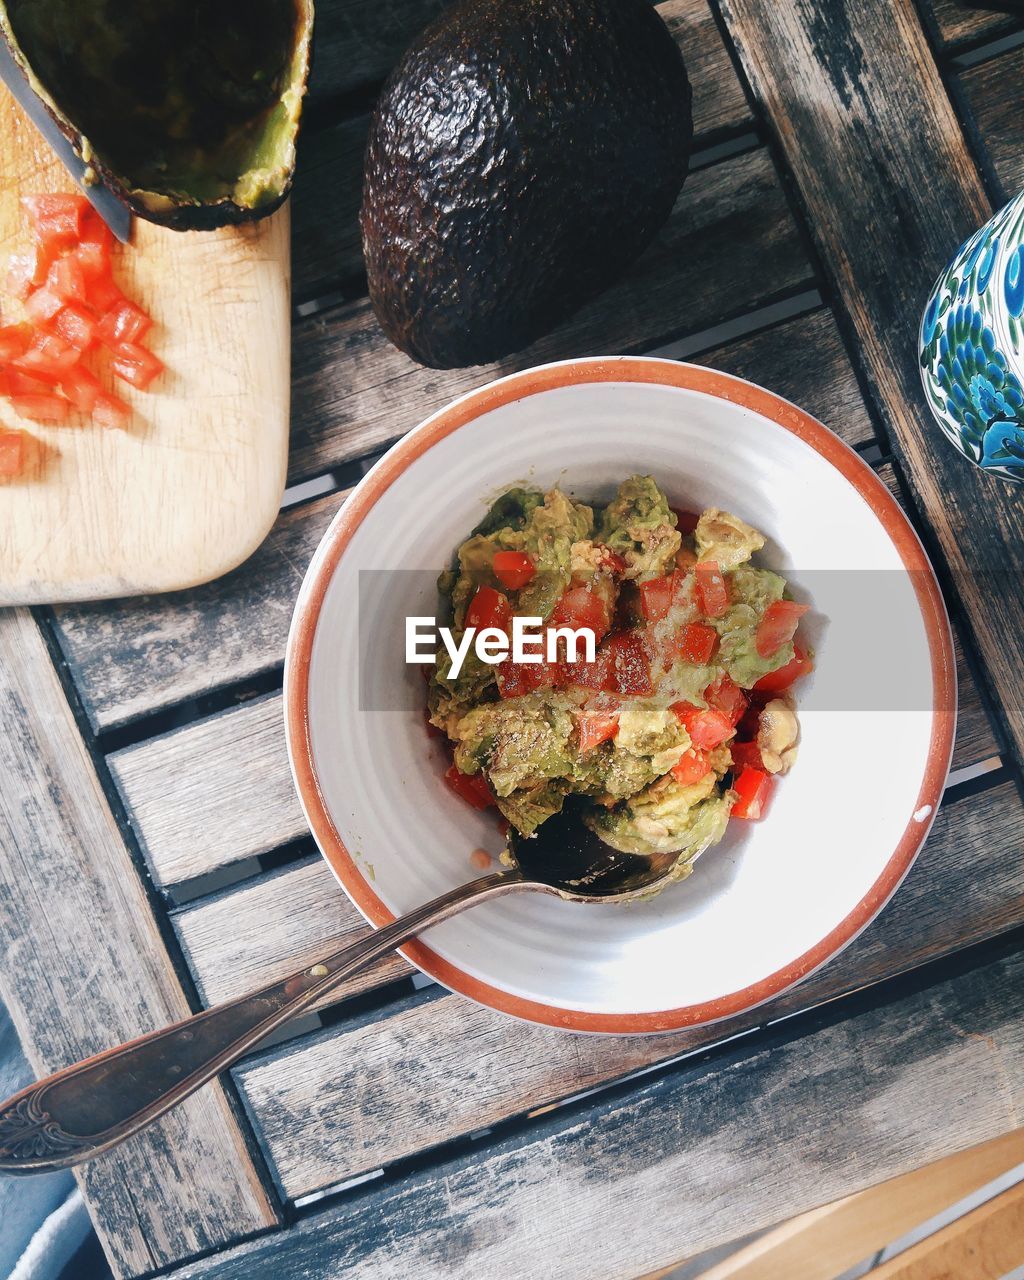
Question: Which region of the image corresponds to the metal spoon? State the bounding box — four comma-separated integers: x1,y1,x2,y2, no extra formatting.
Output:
0,802,686,1174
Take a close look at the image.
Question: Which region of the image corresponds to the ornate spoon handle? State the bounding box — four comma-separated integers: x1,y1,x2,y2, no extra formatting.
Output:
0,871,528,1173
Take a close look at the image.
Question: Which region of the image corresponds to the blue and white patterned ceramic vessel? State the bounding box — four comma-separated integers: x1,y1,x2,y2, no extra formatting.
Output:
920,189,1024,483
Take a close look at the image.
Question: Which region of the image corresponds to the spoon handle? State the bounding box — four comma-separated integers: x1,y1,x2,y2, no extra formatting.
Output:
0,870,526,1174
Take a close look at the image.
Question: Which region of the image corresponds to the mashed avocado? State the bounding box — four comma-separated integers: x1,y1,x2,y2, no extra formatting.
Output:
429,476,810,873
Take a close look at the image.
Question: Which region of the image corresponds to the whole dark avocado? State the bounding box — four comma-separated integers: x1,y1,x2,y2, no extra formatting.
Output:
361,0,693,369
0,0,313,230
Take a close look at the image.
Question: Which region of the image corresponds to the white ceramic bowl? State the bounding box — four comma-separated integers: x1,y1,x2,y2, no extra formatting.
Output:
285,357,955,1034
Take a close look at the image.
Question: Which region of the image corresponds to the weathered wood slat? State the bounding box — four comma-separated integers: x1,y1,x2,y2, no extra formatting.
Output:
110,693,305,888
202,779,1024,1199
56,307,877,734
175,857,412,1009
177,944,1024,1278
959,47,1024,203
922,0,1020,50
697,308,876,450
307,0,445,104
715,0,1024,775
293,0,752,303
0,610,278,1279
179,753,1013,1032
52,491,347,734
107,613,1000,893
288,146,812,481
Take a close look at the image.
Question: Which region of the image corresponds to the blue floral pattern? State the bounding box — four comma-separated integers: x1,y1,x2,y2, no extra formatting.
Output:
920,191,1024,483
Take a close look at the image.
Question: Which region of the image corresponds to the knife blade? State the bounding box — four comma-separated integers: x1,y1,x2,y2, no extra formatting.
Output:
0,40,131,243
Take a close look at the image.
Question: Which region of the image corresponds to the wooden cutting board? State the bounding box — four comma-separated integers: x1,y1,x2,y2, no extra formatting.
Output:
0,81,291,606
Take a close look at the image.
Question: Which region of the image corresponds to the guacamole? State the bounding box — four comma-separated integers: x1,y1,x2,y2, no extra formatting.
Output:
428,476,811,883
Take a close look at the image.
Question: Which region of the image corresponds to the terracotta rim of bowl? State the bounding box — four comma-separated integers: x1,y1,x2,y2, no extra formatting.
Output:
284,356,956,1035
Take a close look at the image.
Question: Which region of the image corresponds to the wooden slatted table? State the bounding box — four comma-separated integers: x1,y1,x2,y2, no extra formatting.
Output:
1,1,1023,1275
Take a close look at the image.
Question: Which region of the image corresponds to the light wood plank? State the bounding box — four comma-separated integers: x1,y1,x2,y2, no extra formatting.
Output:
174,857,412,1008
292,0,753,302
0,610,278,1279
109,693,305,888
871,1180,1024,1279
54,308,879,734
715,0,1024,774
207,780,1024,1199
52,490,347,734
688,1129,1024,1280
288,146,812,481
959,46,1024,204
173,946,1024,1278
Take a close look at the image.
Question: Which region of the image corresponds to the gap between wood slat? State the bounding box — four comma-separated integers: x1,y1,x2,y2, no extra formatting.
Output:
165,938,1024,1280
163,757,1018,1111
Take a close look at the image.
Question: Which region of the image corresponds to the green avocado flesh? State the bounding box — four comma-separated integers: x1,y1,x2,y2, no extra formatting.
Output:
429,477,806,874
1,0,312,227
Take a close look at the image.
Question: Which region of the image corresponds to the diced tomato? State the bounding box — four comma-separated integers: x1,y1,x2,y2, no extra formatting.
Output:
6,243,56,299
24,288,63,327
11,393,69,423
672,701,735,750
111,341,163,389
603,629,653,696
52,304,97,351
678,622,718,664
694,560,729,618
96,298,152,349
46,253,88,304
8,371,52,394
496,657,554,698
671,748,711,786
550,585,611,641
595,546,627,574
563,643,614,691
74,240,111,283
671,508,701,535
638,571,678,622
464,585,511,633
0,323,30,361
443,764,495,811
91,391,130,429
492,549,535,591
12,332,80,384
753,643,814,693
59,364,102,412
21,194,89,247
730,740,764,771
0,429,25,476
78,206,114,253
704,672,747,725
87,275,125,314
577,710,619,754
755,600,810,658
731,767,774,820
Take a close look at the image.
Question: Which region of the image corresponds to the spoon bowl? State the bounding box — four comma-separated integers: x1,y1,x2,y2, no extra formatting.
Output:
508,797,691,902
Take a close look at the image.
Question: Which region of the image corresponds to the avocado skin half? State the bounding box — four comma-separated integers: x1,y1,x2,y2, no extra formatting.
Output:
0,0,313,231
361,0,693,369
